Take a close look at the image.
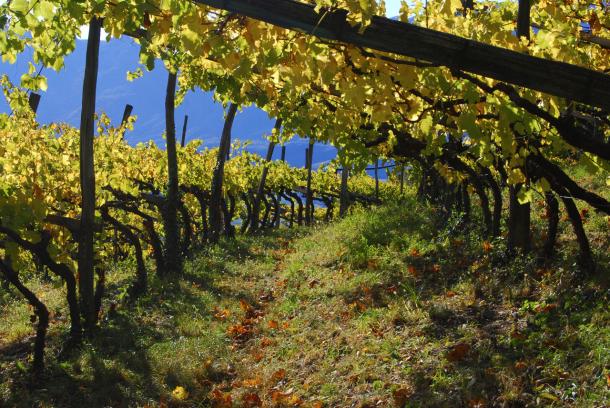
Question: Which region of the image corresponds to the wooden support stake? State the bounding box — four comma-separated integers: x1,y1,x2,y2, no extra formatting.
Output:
78,17,101,332
181,115,189,147
28,92,41,114
121,104,133,125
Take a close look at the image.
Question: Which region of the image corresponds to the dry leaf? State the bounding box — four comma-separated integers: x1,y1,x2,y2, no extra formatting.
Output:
242,392,262,407
209,388,232,407
447,342,470,362
272,368,286,381
407,265,418,277
392,387,412,407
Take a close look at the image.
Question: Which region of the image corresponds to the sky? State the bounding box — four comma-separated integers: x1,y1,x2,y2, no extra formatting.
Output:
0,0,404,170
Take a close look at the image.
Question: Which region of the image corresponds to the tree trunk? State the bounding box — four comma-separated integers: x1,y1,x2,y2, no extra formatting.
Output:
461,182,471,225
251,118,281,232
163,70,182,275
78,17,101,333
100,207,147,296
209,103,238,242
0,259,48,376
560,193,595,274
374,159,379,199
305,141,314,225
339,165,350,216
143,219,165,277
240,192,253,234
508,184,531,253
543,191,559,258
287,190,304,225
483,169,502,237
177,199,192,255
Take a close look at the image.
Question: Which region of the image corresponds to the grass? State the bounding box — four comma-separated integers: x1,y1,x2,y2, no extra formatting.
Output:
1,188,609,407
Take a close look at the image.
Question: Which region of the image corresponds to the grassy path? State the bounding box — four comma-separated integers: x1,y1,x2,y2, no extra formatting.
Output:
1,201,609,407
203,203,610,407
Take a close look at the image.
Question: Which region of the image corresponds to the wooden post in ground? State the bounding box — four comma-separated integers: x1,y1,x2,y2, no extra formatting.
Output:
508,0,532,253
78,17,102,333
28,93,41,114
305,140,314,225
209,103,238,242
120,104,133,125
163,71,182,275
339,165,350,217
374,159,379,199
180,115,189,147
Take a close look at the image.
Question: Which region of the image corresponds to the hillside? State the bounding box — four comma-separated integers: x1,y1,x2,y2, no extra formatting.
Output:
2,192,609,407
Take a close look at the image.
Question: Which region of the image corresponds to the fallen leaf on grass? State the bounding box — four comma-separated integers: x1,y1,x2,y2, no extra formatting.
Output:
482,241,492,252
407,265,419,278
272,368,286,381
242,392,263,407
367,259,379,270
308,279,320,288
252,350,264,362
270,390,302,406
240,299,254,314
172,386,189,401
209,388,232,407
447,342,470,362
260,337,275,347
468,398,486,408
392,387,413,407
213,307,231,320
268,320,279,330
227,324,250,338
534,303,558,314
242,377,263,388
514,361,527,371
510,330,526,340
370,324,385,338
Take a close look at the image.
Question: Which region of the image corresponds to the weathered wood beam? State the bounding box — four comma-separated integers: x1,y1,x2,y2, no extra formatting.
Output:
191,0,610,111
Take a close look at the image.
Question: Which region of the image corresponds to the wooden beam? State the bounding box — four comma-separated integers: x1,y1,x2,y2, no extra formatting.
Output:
191,0,610,111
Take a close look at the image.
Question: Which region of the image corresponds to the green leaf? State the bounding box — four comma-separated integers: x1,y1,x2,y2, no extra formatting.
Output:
36,1,55,19
10,0,29,14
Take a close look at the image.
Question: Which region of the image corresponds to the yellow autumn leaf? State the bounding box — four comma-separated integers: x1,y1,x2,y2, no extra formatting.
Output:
172,386,189,400
441,0,462,17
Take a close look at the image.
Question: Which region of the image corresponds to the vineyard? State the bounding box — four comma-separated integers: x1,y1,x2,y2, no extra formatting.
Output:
1,0,610,406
